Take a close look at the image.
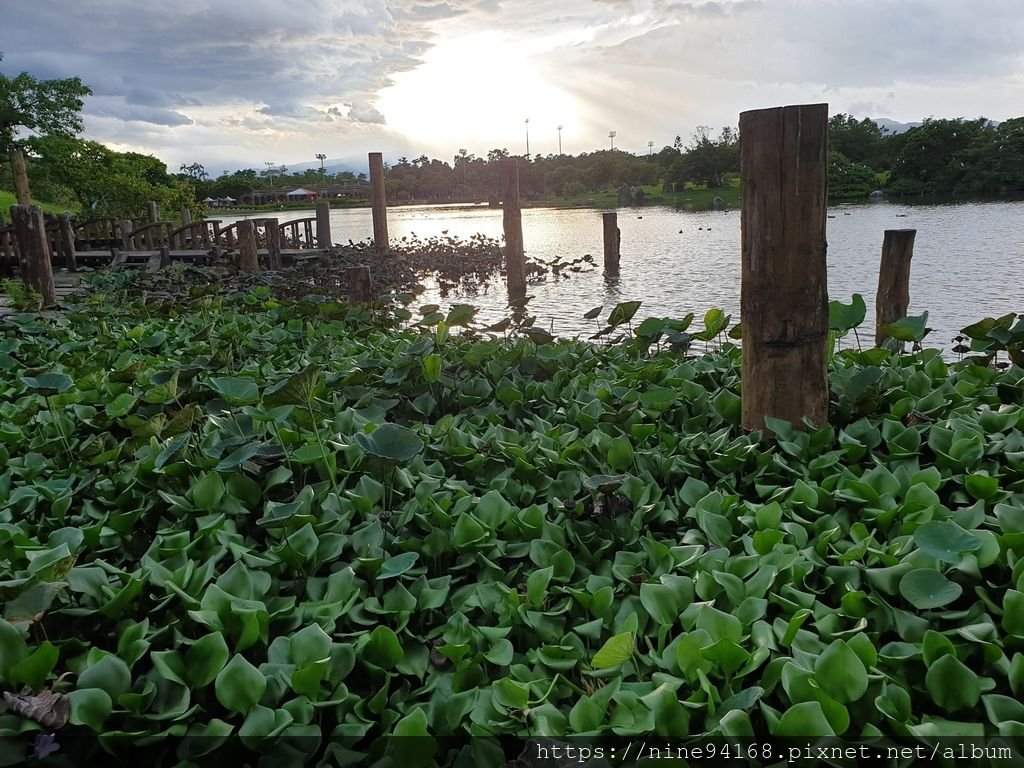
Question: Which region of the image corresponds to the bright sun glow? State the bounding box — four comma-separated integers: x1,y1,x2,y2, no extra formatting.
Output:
376,33,580,155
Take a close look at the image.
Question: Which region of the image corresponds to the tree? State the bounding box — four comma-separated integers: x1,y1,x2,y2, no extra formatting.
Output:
1,52,91,151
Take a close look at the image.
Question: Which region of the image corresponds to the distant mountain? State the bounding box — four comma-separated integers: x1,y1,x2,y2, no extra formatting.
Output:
873,118,923,135
261,157,366,176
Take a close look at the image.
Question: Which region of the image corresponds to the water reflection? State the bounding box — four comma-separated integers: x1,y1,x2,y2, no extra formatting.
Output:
215,200,1024,348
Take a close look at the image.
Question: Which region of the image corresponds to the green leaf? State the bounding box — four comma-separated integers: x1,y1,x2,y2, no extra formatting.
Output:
829,294,866,334
591,631,635,669
899,569,962,610
880,312,930,342
185,633,230,688
354,423,424,462
215,654,266,714
291,624,332,668
913,521,982,563
379,552,420,580
1003,590,1024,637
78,654,131,699
925,654,980,712
209,376,260,405
67,688,112,731
583,305,603,320
814,639,869,704
527,566,554,606
192,472,226,512
774,701,835,737
393,708,437,768
263,365,323,406
362,626,404,669
104,392,137,418
9,641,59,690
607,301,642,327
21,372,74,394
422,354,442,383
445,304,478,326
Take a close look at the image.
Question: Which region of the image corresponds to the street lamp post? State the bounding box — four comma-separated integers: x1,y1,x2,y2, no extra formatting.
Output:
648,140,654,157
525,118,530,159
608,131,616,151
315,153,327,193
558,125,563,155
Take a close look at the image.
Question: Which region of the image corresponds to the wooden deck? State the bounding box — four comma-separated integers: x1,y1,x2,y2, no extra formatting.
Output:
0,275,82,317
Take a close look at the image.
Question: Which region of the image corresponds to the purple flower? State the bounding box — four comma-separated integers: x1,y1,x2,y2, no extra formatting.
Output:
32,733,60,760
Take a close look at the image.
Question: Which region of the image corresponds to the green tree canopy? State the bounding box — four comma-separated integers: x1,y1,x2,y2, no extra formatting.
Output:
0,52,91,151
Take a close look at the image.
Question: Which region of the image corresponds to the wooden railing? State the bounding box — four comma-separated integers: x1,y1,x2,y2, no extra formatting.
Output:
168,220,221,254
280,217,316,249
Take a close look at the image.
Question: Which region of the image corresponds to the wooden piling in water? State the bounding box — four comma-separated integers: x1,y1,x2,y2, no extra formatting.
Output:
9,149,31,205
740,103,829,431
10,205,56,307
237,219,258,273
602,212,620,275
875,229,916,347
264,218,282,270
369,152,389,251
316,201,332,248
501,158,526,299
348,266,372,303
59,212,77,272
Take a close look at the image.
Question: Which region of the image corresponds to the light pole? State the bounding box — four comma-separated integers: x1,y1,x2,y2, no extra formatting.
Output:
608,131,616,151
558,125,563,155
525,118,530,159
315,153,327,193
648,140,654,157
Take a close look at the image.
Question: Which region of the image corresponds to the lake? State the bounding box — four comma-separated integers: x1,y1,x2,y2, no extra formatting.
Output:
214,200,1024,349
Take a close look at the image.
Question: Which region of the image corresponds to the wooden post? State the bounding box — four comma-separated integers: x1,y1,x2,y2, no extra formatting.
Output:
264,218,282,270
9,149,32,205
59,213,78,272
237,219,258,273
602,212,620,275
315,201,332,248
501,158,526,299
120,220,133,251
348,266,371,303
10,205,56,307
180,207,192,226
147,201,160,223
369,152,389,251
875,229,916,347
740,103,829,431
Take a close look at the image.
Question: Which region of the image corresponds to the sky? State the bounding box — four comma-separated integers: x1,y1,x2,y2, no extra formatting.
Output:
3,0,1023,174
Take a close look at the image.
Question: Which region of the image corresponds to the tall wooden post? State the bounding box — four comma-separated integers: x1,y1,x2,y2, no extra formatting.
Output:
501,159,526,299
369,152,388,251
237,219,258,273
315,201,332,248
348,266,371,303
264,218,282,270
602,212,620,275
740,103,829,431
10,206,56,307
59,213,77,271
875,229,916,346
147,201,160,223
9,149,31,205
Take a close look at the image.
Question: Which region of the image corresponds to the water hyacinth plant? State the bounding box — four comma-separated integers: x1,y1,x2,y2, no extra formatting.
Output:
0,270,1023,765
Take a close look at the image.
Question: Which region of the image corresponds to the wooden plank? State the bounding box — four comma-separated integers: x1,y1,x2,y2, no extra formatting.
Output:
740,103,829,431
10,205,57,306
875,229,917,347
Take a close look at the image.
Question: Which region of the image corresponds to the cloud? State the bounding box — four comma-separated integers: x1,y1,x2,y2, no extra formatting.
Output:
348,103,387,124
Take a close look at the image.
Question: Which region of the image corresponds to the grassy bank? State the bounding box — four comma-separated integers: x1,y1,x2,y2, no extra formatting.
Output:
0,190,74,216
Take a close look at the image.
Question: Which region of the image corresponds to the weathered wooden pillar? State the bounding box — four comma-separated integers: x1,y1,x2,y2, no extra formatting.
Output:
501,159,526,299
602,212,620,275
9,149,32,205
369,152,389,251
120,220,133,251
58,213,78,272
10,205,56,307
237,219,258,273
264,218,282,270
740,103,829,431
348,266,371,303
875,229,916,346
147,201,160,224
180,207,192,226
315,201,332,248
